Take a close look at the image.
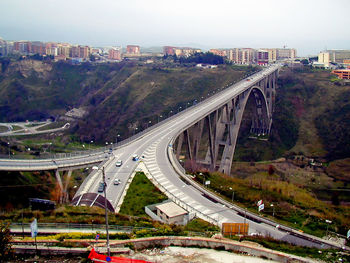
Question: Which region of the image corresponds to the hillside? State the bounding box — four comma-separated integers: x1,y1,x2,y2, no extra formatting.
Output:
0,58,254,142
234,67,350,164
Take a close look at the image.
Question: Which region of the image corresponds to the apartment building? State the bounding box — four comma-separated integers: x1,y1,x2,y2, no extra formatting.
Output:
126,45,140,55
108,47,122,60
319,50,350,68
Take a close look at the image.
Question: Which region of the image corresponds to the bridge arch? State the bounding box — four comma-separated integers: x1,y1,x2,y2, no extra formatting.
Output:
175,83,274,175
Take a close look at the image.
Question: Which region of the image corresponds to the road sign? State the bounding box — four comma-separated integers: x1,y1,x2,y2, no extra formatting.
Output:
95,234,100,241
205,180,210,185
257,200,263,206
30,218,38,238
258,204,264,211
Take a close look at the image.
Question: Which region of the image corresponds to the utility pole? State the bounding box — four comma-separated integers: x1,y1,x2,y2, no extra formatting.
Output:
102,167,110,257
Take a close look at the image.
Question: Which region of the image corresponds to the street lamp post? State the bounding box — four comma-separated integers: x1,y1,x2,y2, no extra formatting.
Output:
92,166,110,256
116,134,120,144
7,142,10,158
270,204,275,217
229,187,234,202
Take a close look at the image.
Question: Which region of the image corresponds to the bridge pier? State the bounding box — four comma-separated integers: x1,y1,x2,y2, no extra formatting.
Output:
175,69,278,175
55,169,73,204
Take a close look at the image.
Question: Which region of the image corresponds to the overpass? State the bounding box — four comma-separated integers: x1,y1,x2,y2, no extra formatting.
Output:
0,64,345,249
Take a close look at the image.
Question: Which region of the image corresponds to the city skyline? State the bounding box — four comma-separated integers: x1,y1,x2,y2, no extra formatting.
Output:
0,0,349,56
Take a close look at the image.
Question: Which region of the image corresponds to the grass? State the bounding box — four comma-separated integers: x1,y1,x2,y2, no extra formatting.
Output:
119,172,168,216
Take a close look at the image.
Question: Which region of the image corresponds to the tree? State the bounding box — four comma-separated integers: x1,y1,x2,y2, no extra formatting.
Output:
0,222,12,261
300,59,309,65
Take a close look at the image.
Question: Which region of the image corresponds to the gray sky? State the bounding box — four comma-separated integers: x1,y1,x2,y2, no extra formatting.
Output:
0,0,349,56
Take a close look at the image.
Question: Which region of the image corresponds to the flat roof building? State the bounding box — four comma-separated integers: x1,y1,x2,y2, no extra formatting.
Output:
332,69,350,80
155,201,188,225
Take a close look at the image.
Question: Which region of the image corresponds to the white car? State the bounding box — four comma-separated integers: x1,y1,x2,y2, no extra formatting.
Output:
115,160,122,167
132,154,139,161
114,179,121,185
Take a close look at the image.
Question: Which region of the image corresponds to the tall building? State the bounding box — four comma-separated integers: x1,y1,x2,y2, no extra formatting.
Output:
257,50,269,65
227,48,255,64
30,41,45,55
277,48,296,60
126,45,140,55
71,45,90,59
13,41,31,54
58,44,71,57
108,47,121,60
209,49,227,57
318,50,350,67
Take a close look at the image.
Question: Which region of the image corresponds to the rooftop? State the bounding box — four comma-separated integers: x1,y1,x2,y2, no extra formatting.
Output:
156,202,187,218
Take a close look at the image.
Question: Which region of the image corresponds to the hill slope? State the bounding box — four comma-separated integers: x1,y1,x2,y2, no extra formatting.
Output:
0,58,253,142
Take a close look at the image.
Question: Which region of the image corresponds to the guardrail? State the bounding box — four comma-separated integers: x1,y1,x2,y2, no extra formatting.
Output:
10,222,155,233
10,222,214,237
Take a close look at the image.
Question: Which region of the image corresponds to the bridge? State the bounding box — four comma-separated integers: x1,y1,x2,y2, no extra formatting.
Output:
0,64,344,250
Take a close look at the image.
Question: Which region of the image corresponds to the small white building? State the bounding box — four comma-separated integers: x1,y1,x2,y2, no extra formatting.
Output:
155,201,188,225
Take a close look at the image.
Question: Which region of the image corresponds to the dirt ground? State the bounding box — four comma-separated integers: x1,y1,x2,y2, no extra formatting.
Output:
129,246,278,263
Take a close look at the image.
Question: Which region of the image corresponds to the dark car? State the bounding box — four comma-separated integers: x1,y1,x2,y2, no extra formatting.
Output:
98,182,105,193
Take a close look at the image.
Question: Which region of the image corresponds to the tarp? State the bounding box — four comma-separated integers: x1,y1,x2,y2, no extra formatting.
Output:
88,248,152,263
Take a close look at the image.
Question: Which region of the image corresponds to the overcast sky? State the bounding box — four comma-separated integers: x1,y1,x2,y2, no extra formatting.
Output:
0,0,349,56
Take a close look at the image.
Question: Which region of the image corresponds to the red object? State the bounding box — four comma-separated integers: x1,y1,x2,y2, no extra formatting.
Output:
88,248,152,263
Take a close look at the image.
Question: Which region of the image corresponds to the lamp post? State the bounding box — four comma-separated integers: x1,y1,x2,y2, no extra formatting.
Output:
92,166,110,256
270,204,275,217
7,142,10,158
116,134,120,144
158,115,163,123
229,187,234,202
325,219,332,236
178,106,182,113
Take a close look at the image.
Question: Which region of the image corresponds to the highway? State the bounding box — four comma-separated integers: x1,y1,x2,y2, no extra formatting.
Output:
74,64,343,249
0,64,345,249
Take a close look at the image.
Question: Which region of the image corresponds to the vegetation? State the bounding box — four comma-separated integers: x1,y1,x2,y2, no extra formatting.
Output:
119,172,168,216
0,58,252,145
174,52,225,65
191,170,350,237
0,222,12,261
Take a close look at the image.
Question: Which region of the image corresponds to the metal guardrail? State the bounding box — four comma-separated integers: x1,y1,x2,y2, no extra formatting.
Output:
10,222,155,233
10,222,214,237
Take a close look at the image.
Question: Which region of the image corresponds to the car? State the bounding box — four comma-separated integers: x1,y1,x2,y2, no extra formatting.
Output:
114,179,121,185
115,160,122,167
97,182,105,192
132,154,139,161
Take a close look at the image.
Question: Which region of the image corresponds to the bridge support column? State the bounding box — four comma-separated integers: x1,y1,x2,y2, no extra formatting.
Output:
55,169,73,204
